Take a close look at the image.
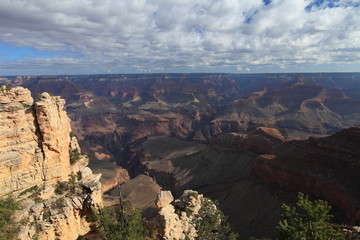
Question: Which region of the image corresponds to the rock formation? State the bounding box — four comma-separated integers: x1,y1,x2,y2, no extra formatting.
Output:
0,87,72,195
344,226,360,240
156,190,202,240
210,126,285,154
0,86,102,240
253,127,360,222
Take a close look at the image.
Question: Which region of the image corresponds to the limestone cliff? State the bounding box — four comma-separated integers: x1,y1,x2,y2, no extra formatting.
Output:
0,87,72,195
156,190,200,240
156,190,234,240
0,86,102,240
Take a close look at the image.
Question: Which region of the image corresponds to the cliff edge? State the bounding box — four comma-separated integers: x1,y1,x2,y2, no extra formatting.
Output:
0,86,102,240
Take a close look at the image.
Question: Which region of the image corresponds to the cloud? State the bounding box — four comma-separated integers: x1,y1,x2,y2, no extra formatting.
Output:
0,0,359,74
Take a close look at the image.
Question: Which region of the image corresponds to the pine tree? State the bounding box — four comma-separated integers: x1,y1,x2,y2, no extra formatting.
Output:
193,198,238,240
276,192,345,240
95,201,147,240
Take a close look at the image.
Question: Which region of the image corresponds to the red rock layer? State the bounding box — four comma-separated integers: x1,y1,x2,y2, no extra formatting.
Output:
253,127,360,221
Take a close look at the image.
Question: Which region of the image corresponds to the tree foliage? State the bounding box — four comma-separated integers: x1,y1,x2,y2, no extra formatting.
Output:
193,198,238,240
0,196,23,240
276,192,345,240
95,201,148,240
69,148,81,165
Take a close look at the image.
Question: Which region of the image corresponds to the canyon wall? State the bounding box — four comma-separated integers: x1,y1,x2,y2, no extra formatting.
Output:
0,86,102,240
0,87,71,195
253,127,360,222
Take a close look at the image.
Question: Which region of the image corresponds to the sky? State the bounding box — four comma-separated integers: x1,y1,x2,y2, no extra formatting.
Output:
0,0,359,75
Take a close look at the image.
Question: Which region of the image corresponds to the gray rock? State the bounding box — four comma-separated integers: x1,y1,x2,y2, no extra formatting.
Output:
156,191,174,208
30,203,44,213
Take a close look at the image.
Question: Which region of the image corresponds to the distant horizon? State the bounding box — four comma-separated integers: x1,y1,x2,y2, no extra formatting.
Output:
2,71,360,78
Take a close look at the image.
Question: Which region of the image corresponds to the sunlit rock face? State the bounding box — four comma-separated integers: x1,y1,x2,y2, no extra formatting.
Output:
0,86,102,240
156,190,202,240
0,87,72,196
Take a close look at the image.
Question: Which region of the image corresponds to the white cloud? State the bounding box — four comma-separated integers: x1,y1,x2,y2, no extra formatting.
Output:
0,0,359,73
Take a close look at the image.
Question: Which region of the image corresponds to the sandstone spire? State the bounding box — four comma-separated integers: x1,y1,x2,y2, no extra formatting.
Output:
0,86,102,240
0,87,73,196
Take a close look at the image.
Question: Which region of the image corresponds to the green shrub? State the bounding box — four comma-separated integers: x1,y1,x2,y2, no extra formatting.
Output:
53,197,65,210
19,185,39,197
193,198,238,240
184,207,193,217
175,208,181,216
276,192,345,240
68,173,79,194
70,149,81,165
21,103,31,108
76,171,82,181
43,210,51,222
0,196,23,240
36,94,44,101
54,175,80,196
95,202,148,240
187,191,199,200
54,181,66,195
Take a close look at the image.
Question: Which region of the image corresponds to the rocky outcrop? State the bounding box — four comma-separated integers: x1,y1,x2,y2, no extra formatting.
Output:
35,92,72,181
344,226,360,240
210,127,285,155
17,163,102,240
156,191,174,208
156,190,201,240
100,166,129,193
0,88,72,196
0,86,102,240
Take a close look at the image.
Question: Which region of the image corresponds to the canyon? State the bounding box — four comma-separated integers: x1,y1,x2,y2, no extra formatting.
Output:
1,73,360,239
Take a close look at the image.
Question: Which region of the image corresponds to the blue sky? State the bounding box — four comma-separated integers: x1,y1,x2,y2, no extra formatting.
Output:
0,0,359,75
0,42,67,62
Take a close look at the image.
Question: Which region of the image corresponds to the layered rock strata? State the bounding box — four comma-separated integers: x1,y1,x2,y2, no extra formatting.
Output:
0,86,102,240
0,87,72,195
17,160,102,240
253,127,360,222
